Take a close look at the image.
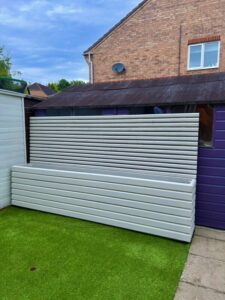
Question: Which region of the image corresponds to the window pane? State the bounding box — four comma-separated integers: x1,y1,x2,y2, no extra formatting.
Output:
204,41,219,68
189,45,202,69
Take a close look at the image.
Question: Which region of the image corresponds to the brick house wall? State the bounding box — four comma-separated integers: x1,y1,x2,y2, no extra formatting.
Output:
84,0,225,83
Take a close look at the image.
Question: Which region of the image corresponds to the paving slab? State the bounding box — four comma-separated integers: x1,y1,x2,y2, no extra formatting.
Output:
190,235,225,262
174,282,225,300
195,226,225,241
175,227,225,299
181,254,225,293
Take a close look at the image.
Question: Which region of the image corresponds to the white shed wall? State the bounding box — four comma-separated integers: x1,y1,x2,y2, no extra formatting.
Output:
0,90,26,208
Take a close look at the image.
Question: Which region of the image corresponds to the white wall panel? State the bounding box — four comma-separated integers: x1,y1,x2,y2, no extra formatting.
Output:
0,90,26,208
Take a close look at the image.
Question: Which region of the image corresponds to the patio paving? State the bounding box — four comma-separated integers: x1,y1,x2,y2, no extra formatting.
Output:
174,226,225,300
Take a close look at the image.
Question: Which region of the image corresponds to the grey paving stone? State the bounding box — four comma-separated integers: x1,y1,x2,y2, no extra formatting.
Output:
181,254,225,293
195,226,225,242
190,235,225,262
174,282,225,300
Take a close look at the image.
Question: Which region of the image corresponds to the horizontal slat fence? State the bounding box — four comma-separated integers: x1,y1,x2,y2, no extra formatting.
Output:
30,113,199,177
12,165,196,242
12,113,199,242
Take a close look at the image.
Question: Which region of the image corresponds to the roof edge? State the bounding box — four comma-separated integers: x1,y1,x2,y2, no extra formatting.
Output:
0,89,25,98
83,0,149,54
25,94,45,101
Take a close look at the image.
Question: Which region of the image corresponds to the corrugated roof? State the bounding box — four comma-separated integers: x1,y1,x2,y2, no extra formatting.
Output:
34,72,225,110
83,0,149,54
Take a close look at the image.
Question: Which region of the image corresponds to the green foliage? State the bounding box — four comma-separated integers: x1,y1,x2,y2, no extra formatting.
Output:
70,80,86,86
47,82,58,92
48,79,86,92
0,47,11,77
0,77,27,93
0,46,26,92
58,78,71,90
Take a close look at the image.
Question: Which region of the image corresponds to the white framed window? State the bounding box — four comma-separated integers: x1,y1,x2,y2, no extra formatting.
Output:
188,41,220,70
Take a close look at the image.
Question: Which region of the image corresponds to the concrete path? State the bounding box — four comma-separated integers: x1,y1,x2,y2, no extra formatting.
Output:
174,226,225,300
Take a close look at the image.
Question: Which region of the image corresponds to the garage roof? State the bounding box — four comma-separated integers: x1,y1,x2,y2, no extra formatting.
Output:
34,72,225,110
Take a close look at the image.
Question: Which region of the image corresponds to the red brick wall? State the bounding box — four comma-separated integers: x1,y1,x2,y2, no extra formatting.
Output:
84,0,225,83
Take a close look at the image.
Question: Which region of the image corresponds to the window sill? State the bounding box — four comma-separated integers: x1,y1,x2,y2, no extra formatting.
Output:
199,143,214,149
187,66,219,71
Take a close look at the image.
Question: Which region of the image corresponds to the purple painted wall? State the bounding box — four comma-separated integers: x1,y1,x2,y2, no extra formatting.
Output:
102,108,129,115
196,105,225,230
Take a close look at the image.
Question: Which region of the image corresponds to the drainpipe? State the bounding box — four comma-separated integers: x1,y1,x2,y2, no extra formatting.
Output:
88,52,94,84
178,23,183,76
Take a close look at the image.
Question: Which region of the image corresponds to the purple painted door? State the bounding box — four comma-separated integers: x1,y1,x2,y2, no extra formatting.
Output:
196,105,225,229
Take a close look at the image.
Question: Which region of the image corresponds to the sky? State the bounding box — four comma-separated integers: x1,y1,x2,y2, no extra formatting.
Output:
0,0,142,84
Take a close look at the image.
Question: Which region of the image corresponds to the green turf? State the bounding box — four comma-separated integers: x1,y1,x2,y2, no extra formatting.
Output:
0,207,189,300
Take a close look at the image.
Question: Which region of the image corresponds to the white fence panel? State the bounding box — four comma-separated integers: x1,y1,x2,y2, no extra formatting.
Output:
29,113,199,177
12,113,199,242
12,164,196,242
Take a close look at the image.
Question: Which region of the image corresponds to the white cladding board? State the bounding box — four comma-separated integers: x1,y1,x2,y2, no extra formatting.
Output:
0,90,26,208
12,164,196,242
29,113,199,177
12,113,199,242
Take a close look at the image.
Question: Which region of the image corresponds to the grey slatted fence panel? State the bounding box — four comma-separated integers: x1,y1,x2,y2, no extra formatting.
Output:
12,113,199,242
30,113,199,178
12,165,196,242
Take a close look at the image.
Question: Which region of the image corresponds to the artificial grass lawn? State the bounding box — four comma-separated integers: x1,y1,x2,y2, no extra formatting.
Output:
0,207,189,300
